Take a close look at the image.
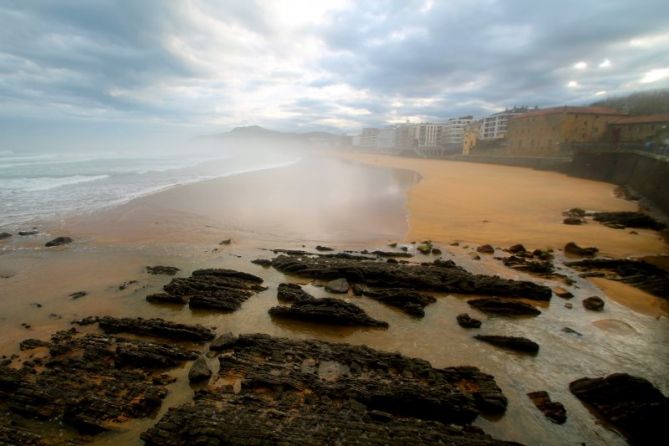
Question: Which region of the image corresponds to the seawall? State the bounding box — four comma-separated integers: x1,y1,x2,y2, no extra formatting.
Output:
450,154,571,171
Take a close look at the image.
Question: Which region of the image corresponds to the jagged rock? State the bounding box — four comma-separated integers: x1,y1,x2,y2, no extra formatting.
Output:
0,232,11,240
188,357,212,383
362,288,436,317
582,296,605,311
210,332,237,351
570,373,669,444
564,242,598,257
508,244,526,253
565,208,586,217
81,316,215,342
277,283,313,302
563,217,584,225
502,249,556,278
325,278,349,294
372,250,414,258
44,236,72,247
457,313,481,329
315,245,334,251
565,258,669,298
527,391,566,424
146,266,180,275
68,291,87,300
593,212,665,230
474,335,539,354
269,298,388,328
467,298,541,316
477,244,495,254
272,254,552,300
251,258,273,267
18,230,39,236
219,239,232,245
18,339,50,351
141,334,513,446
145,268,266,312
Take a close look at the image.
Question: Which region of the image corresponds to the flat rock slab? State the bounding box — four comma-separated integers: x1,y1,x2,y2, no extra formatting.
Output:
570,373,669,444
474,335,539,354
277,282,313,302
457,313,482,328
527,391,566,424
468,298,541,316
362,288,436,317
272,254,551,300
145,268,266,312
44,236,73,247
146,265,180,275
565,259,669,298
78,316,215,342
141,333,515,446
269,297,389,328
592,211,666,230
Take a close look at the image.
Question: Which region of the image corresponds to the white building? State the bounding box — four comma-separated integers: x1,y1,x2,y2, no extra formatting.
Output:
480,107,529,140
417,123,442,148
440,116,474,146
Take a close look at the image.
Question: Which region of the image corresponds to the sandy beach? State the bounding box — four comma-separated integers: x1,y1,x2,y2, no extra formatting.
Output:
1,151,668,446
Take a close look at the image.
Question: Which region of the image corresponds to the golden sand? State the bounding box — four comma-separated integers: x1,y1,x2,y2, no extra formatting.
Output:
590,277,669,317
340,151,668,257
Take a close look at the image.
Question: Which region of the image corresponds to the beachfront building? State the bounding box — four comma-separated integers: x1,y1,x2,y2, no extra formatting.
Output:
505,106,626,156
439,116,474,151
606,115,669,147
480,107,529,140
356,128,380,150
396,123,419,151
376,127,398,152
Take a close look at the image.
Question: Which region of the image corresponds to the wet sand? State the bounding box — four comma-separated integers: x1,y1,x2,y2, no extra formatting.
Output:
1,152,668,445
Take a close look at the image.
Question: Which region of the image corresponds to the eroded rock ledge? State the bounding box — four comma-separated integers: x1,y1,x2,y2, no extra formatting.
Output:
142,333,517,446
76,316,215,342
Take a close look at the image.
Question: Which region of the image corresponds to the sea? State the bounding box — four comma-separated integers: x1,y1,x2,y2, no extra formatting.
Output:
0,147,301,229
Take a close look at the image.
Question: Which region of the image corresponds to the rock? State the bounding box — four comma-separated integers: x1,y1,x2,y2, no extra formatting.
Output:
68,290,87,300
474,335,539,354
565,258,669,298
141,334,513,446
251,258,273,267
467,298,541,316
315,245,334,251
188,357,212,383
269,298,389,328
146,265,180,275
388,242,398,248
325,278,349,294
352,284,365,296
219,238,232,245
372,250,414,258
362,288,436,317
593,211,665,230
431,248,442,255
18,230,39,236
508,244,526,254
457,313,481,329
272,254,552,301
563,217,584,225
562,327,581,336
146,268,266,312
527,391,566,424
433,259,457,268
564,242,598,257
80,316,215,342
566,208,586,217
19,338,50,351
564,303,573,309
0,232,11,240
570,373,669,444
552,287,574,299
476,244,495,254
582,296,605,311
44,236,73,247
209,332,237,351
277,283,313,303
416,243,432,254
502,249,555,277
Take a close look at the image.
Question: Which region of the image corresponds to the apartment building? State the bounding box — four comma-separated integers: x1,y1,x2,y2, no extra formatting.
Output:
480,107,529,140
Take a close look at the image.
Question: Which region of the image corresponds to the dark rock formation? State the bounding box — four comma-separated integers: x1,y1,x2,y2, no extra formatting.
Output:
362,288,436,317
145,268,266,312
146,266,180,275
474,335,539,354
209,332,236,351
277,283,313,302
527,391,566,424
219,239,231,245
457,313,482,329
325,277,349,293
552,287,574,299
564,242,599,257
18,230,39,236
315,245,334,251
0,232,11,240
417,243,432,254
565,258,669,298
78,316,215,342
477,244,495,254
582,296,605,311
563,217,584,225
502,249,556,278
269,297,389,328
188,357,212,383
68,291,87,300
372,250,414,258
467,299,541,316
570,373,669,444
565,208,586,217
272,254,551,300
141,333,515,446
18,339,50,351
44,236,72,247
251,258,273,267
593,211,665,230
508,244,526,254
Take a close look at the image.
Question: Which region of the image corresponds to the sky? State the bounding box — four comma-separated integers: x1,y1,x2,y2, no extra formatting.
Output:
1,0,668,151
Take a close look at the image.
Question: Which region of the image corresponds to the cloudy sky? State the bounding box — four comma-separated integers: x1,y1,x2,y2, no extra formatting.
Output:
1,0,668,150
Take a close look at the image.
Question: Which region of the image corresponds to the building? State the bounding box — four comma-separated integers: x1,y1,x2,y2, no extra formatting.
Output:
505,106,626,156
462,120,482,155
376,127,398,151
607,115,669,146
440,116,474,148
396,123,418,150
357,128,380,150
480,107,529,140
417,123,442,148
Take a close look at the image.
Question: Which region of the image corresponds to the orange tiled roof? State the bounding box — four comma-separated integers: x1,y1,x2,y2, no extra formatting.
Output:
512,106,626,119
609,114,669,125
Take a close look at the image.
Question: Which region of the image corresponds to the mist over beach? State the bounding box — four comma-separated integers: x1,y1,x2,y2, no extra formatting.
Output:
1,2,669,446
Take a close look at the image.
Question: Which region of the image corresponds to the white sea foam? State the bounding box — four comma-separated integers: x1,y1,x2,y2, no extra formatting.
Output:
0,175,110,192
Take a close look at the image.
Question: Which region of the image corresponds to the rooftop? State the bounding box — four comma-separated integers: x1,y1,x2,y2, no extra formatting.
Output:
513,106,626,119
610,114,669,125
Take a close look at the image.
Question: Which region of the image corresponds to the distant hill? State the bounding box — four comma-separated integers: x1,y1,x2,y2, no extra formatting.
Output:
201,126,349,149
591,89,669,115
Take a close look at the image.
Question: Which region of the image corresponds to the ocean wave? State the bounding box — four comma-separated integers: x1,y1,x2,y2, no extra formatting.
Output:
0,175,110,192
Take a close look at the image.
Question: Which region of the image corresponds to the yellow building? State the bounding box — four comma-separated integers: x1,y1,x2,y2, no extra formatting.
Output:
506,106,626,155
462,120,481,155
607,115,669,145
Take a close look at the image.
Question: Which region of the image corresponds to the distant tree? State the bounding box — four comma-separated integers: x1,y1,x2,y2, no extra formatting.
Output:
591,89,669,115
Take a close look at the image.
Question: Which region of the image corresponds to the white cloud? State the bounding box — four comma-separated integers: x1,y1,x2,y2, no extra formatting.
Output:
598,59,611,68
573,61,588,70
595,90,607,96
567,80,580,88
640,67,669,84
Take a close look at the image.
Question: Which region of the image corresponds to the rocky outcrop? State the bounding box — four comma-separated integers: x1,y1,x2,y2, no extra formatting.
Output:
570,373,669,444
145,268,266,311
77,316,215,342
564,242,598,257
527,391,566,424
325,278,349,293
593,211,665,230
146,266,180,275
188,357,212,383
467,298,541,316
582,296,605,311
0,232,11,240
474,335,539,354
141,333,515,446
477,244,495,254
362,288,436,317
501,249,556,277
277,283,313,302
44,236,72,247
272,254,551,300
251,258,273,267
457,313,482,329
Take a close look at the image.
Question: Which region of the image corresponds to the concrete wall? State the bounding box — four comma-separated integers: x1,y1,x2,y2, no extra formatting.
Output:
451,154,571,171
570,151,669,215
